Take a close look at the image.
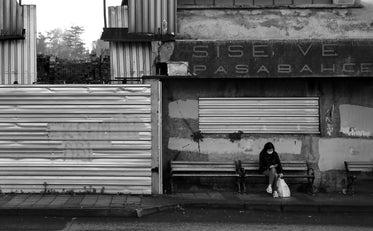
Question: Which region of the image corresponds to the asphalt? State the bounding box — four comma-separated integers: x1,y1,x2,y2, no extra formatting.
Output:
0,192,372,218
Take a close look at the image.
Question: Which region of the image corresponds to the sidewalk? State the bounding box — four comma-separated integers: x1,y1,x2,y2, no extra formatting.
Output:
0,192,372,218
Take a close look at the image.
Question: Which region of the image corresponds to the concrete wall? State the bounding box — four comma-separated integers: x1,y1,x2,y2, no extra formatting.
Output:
162,78,373,192
177,0,373,40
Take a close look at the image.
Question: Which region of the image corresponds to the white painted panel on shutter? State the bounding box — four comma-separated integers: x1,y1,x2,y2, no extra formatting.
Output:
199,97,320,134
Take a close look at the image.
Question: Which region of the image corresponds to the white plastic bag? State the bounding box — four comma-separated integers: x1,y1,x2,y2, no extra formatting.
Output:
277,178,291,198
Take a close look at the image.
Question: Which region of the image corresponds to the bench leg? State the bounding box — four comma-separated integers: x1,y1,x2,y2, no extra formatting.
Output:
170,177,174,194
242,177,246,193
308,177,315,194
236,176,242,193
346,175,356,195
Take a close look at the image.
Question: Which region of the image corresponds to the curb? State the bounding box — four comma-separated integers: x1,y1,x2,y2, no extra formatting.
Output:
0,208,137,217
1,202,373,218
179,201,373,214
136,204,179,218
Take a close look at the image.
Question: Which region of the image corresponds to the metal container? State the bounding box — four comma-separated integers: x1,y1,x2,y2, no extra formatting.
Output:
128,0,177,34
0,4,36,84
0,85,153,194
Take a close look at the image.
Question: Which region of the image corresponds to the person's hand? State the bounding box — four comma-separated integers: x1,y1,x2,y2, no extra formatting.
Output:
269,164,278,169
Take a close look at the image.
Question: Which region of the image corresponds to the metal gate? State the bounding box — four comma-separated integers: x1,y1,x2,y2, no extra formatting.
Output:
0,85,153,194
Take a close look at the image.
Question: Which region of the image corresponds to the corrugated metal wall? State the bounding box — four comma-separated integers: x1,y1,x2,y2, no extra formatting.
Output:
108,6,153,82
0,0,23,36
0,5,36,84
0,85,152,194
108,5,128,28
199,97,320,134
128,0,177,34
110,42,152,81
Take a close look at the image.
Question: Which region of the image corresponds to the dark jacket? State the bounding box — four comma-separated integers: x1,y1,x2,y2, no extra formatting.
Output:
259,151,283,174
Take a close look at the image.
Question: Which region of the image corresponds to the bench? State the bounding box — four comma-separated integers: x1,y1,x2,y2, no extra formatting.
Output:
344,161,373,194
170,161,242,193
240,160,315,194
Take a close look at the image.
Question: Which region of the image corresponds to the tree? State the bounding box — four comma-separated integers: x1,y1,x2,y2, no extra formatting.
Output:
46,28,64,57
36,32,47,54
63,26,87,60
36,26,89,60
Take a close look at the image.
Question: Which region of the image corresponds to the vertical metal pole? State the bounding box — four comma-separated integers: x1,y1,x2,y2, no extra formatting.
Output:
103,0,107,28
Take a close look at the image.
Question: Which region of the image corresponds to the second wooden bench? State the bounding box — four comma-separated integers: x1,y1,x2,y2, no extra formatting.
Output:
240,160,315,194
344,161,373,194
170,161,242,193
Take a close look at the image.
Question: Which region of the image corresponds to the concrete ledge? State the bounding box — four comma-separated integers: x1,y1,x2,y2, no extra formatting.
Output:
1,193,373,218
282,204,319,213
177,4,362,10
319,204,373,213
0,208,136,217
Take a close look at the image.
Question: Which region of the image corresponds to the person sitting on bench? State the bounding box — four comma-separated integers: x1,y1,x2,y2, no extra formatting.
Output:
259,142,283,198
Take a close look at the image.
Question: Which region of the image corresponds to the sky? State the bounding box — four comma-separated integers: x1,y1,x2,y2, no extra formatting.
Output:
22,0,122,49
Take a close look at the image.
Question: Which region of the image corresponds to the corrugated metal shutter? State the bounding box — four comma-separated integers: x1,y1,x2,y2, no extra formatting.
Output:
128,0,177,34
0,0,23,37
108,6,153,82
110,42,152,81
0,85,152,194
0,5,36,84
108,6,128,28
199,97,320,134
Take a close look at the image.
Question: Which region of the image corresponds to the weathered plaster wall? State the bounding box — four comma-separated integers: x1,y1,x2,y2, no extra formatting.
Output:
162,78,373,192
168,137,303,161
177,0,373,39
340,104,373,137
319,138,373,171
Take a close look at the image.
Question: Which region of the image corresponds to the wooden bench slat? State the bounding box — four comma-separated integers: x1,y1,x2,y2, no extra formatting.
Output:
283,168,308,171
171,165,236,168
284,175,314,178
242,167,307,171
347,168,373,172
171,161,235,165
244,174,264,177
345,161,373,164
171,169,236,172
173,174,239,177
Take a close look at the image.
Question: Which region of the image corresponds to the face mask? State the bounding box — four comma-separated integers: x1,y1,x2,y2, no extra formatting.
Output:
267,150,273,154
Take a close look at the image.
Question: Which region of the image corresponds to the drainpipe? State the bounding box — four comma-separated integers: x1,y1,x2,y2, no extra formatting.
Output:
103,0,107,28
